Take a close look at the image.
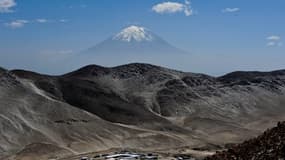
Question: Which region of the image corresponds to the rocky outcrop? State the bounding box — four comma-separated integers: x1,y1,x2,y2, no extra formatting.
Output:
205,121,285,160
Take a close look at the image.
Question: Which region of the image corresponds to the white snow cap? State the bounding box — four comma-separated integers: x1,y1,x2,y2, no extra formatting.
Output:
113,25,153,42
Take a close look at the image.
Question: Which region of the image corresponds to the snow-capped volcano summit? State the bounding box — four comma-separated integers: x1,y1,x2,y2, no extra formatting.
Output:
83,25,187,55
113,25,153,42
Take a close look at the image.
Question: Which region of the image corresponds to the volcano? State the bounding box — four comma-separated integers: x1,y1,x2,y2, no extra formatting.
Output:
83,25,187,55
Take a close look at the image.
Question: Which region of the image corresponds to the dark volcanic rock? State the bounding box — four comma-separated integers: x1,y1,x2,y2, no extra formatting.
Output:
182,74,216,87
205,121,285,160
112,63,160,79
63,64,110,77
58,77,165,125
218,70,285,86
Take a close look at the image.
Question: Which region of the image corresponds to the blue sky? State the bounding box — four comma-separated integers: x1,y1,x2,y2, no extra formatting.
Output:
0,0,284,75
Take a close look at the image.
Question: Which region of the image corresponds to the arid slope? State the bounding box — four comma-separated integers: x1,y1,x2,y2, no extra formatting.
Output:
1,63,285,159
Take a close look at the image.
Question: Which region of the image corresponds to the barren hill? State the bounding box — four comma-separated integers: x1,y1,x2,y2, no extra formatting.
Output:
1,63,285,159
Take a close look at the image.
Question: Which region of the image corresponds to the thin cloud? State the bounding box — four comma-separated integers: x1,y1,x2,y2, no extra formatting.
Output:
266,35,282,47
152,1,193,16
267,35,281,41
59,19,68,23
0,0,16,13
267,41,276,47
5,19,28,28
185,0,190,5
267,42,283,47
36,19,48,23
4,18,70,28
222,8,240,13
36,18,69,23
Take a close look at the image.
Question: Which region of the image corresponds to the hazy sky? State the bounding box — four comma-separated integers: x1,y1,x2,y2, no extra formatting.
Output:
0,0,284,76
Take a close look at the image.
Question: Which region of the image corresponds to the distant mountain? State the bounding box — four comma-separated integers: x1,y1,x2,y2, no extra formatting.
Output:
1,63,285,159
206,121,285,160
83,25,187,55
0,67,5,74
